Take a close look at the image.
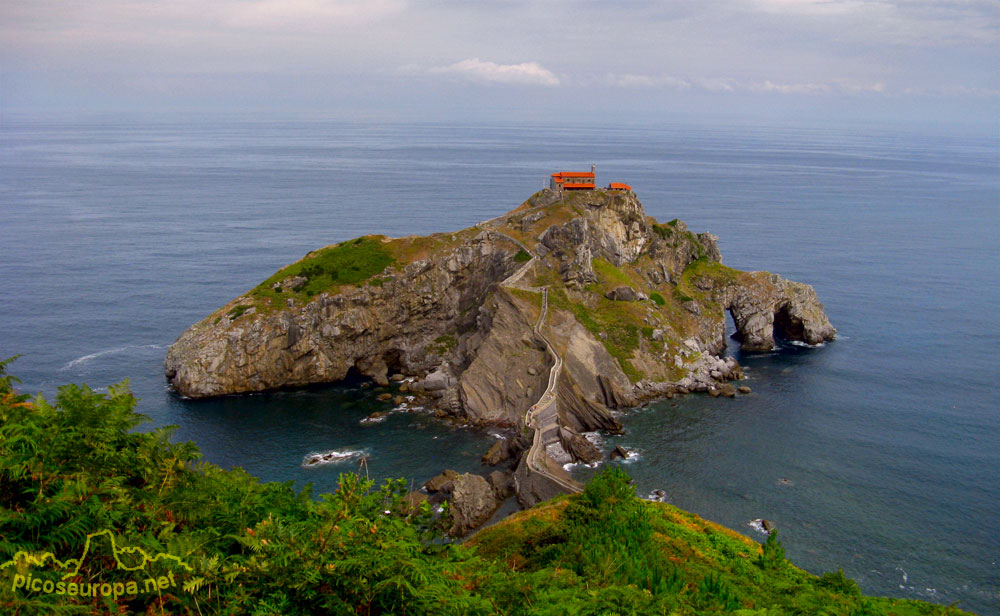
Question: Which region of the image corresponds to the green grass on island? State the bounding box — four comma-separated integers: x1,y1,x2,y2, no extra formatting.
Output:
250,236,396,307
0,358,972,615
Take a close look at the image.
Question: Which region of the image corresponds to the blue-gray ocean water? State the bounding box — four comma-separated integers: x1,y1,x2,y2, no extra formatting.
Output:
2,115,998,613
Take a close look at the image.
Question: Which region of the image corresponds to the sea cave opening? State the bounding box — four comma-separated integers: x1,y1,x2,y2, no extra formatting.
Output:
773,304,805,343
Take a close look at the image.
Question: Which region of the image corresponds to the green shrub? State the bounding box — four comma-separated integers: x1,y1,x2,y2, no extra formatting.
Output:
649,292,666,306
228,305,248,320
252,237,395,307
514,249,531,263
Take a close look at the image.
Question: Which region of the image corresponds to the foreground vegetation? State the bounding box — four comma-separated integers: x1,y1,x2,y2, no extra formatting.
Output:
0,360,971,615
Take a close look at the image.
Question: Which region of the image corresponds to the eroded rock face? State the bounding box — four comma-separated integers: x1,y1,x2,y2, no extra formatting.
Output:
458,294,549,424
715,272,837,352
449,473,500,536
165,234,518,398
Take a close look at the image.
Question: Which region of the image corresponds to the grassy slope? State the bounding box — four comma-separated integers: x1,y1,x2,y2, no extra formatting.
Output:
214,227,480,322
531,221,713,383
470,470,970,616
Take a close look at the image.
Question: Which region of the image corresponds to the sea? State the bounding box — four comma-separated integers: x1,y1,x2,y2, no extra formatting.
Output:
2,114,997,613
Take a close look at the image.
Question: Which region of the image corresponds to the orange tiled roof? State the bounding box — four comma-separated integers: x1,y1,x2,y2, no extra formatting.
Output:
608,182,632,190
553,171,595,178
563,182,596,189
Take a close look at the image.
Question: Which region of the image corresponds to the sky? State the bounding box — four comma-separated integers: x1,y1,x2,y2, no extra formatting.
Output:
2,0,998,125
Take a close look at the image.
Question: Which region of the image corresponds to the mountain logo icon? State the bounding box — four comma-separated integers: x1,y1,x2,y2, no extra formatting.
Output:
2,529,196,600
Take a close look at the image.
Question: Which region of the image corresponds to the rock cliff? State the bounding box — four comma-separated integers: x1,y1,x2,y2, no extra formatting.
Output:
166,188,835,514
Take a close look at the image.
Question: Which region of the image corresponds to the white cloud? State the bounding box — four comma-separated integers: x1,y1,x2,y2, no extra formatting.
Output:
752,80,833,94
696,77,738,92
430,58,560,86
610,73,691,90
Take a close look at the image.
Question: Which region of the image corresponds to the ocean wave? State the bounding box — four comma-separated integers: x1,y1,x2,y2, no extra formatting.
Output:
582,431,604,448
302,448,368,467
62,344,166,370
563,460,602,471
646,489,668,502
747,518,772,535
620,449,642,464
786,340,826,348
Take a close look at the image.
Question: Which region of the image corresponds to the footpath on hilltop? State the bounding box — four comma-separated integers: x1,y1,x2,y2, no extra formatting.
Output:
165,186,836,531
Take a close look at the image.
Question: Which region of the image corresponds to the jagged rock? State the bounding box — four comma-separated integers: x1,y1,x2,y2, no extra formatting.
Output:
761,519,776,533
423,369,450,392
610,445,630,460
558,427,602,464
376,392,392,401
449,473,500,535
391,373,405,382
423,469,458,493
482,438,516,466
605,286,638,301
711,272,836,352
487,470,514,499
277,275,307,292
738,385,751,394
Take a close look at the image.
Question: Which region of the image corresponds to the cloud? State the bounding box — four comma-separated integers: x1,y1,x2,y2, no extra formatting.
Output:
695,78,738,93
609,73,691,90
430,58,560,86
752,80,833,94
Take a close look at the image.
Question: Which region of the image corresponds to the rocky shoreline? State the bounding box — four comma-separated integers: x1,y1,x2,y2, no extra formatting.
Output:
166,188,835,533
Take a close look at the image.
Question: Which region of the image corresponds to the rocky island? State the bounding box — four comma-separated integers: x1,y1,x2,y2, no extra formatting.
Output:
165,186,835,532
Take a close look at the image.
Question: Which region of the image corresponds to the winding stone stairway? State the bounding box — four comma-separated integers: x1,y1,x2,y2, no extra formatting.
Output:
476,222,583,503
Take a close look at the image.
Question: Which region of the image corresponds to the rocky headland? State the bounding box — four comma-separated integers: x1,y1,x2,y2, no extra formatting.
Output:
165,188,835,531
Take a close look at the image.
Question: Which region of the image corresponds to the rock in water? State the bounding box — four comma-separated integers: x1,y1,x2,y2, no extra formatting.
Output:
449,473,500,535
487,470,514,498
423,469,458,493
610,445,630,460
482,438,516,466
558,427,602,465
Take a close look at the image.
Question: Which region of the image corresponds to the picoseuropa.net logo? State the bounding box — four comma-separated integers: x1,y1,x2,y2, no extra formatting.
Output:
1,529,195,601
